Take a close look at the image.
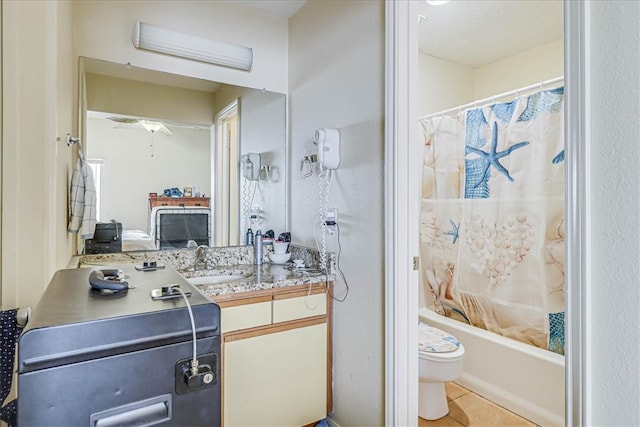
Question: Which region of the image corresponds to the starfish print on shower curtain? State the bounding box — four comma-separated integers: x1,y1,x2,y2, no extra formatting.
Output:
443,219,460,244
466,121,529,186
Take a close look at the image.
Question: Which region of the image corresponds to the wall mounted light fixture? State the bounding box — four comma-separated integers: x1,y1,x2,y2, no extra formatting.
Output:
132,21,253,71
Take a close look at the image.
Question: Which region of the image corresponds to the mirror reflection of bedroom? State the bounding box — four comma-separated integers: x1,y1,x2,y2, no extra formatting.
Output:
81,57,286,253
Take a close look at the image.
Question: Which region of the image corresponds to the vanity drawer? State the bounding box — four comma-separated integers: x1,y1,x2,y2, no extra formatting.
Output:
220,296,271,333
273,290,326,323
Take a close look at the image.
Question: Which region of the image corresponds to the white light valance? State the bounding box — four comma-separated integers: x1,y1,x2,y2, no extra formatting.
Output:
132,21,253,71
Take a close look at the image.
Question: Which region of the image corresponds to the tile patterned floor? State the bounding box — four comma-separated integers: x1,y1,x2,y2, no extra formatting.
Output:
418,382,539,427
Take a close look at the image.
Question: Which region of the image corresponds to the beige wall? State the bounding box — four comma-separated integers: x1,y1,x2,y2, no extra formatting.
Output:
85,73,216,125
473,38,563,100
72,0,289,94
2,0,74,310
419,38,563,117
289,1,385,425
418,54,475,117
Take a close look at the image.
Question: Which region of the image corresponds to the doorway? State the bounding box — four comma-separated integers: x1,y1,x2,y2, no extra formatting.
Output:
214,99,240,246
384,1,587,426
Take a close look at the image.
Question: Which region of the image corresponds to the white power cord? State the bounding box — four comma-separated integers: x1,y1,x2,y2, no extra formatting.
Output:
312,167,349,303
241,177,258,231
317,168,333,273
332,223,350,302
172,286,199,375
313,220,350,303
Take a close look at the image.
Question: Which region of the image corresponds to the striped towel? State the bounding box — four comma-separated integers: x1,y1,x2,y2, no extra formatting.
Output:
68,158,97,239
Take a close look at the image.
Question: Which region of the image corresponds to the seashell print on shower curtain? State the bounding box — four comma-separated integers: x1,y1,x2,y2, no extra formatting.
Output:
419,87,565,355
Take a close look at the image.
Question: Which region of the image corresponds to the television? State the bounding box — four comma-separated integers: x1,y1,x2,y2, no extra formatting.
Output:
152,208,211,249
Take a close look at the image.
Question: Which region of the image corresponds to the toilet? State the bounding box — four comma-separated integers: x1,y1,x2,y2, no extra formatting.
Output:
418,322,465,420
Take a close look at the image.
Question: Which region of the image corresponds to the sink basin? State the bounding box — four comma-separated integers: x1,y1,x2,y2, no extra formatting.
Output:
186,275,245,286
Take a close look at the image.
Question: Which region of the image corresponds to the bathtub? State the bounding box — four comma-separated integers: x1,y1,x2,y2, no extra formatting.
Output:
419,307,565,427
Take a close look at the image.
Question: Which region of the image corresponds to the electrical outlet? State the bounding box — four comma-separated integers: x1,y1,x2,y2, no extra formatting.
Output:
325,208,338,225
250,206,261,224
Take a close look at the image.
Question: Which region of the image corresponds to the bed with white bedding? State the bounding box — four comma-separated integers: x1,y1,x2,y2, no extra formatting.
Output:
122,229,157,251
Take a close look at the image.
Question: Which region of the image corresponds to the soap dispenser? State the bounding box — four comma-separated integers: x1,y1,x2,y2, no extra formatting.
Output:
254,230,263,265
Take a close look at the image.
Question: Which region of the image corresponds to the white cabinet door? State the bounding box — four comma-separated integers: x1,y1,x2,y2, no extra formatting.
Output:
223,322,327,427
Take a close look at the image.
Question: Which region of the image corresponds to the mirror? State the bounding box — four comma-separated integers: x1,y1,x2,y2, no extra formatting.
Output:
80,57,287,252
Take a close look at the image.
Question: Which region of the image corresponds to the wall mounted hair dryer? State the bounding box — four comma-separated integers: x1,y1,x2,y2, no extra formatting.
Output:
314,128,340,170
240,153,261,181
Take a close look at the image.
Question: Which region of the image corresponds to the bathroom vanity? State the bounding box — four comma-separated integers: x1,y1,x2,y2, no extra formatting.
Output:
182,263,333,426
214,283,332,426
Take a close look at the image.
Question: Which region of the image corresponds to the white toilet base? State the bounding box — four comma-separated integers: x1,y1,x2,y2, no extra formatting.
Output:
418,381,449,420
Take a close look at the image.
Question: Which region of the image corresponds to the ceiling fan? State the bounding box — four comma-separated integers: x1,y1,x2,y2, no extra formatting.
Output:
105,116,210,136
106,117,174,136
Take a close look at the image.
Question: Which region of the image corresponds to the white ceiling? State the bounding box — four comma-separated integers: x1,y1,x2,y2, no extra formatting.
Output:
418,0,563,68
234,0,563,68
222,0,307,19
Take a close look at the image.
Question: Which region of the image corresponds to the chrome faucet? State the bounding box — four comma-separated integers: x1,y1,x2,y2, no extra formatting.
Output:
194,245,209,270
182,245,210,271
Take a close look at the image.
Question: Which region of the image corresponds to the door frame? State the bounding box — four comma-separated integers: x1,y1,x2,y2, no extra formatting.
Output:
214,99,240,247
383,1,588,425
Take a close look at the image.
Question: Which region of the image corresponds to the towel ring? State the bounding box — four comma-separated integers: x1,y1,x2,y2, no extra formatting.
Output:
67,134,80,146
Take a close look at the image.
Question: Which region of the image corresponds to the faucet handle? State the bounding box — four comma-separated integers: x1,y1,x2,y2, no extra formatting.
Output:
195,245,209,259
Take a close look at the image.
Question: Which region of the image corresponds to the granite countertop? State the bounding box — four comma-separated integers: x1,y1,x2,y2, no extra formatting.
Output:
181,263,333,298
72,245,335,301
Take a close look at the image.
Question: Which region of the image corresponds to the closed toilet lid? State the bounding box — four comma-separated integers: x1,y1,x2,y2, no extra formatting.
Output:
418,322,461,353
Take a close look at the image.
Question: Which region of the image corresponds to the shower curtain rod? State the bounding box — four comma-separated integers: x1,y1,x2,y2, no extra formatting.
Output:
419,75,564,120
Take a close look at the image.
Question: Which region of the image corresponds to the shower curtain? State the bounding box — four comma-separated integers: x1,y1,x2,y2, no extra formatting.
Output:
419,87,565,355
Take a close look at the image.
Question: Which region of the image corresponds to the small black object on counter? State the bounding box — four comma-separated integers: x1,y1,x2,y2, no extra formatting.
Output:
277,232,291,242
